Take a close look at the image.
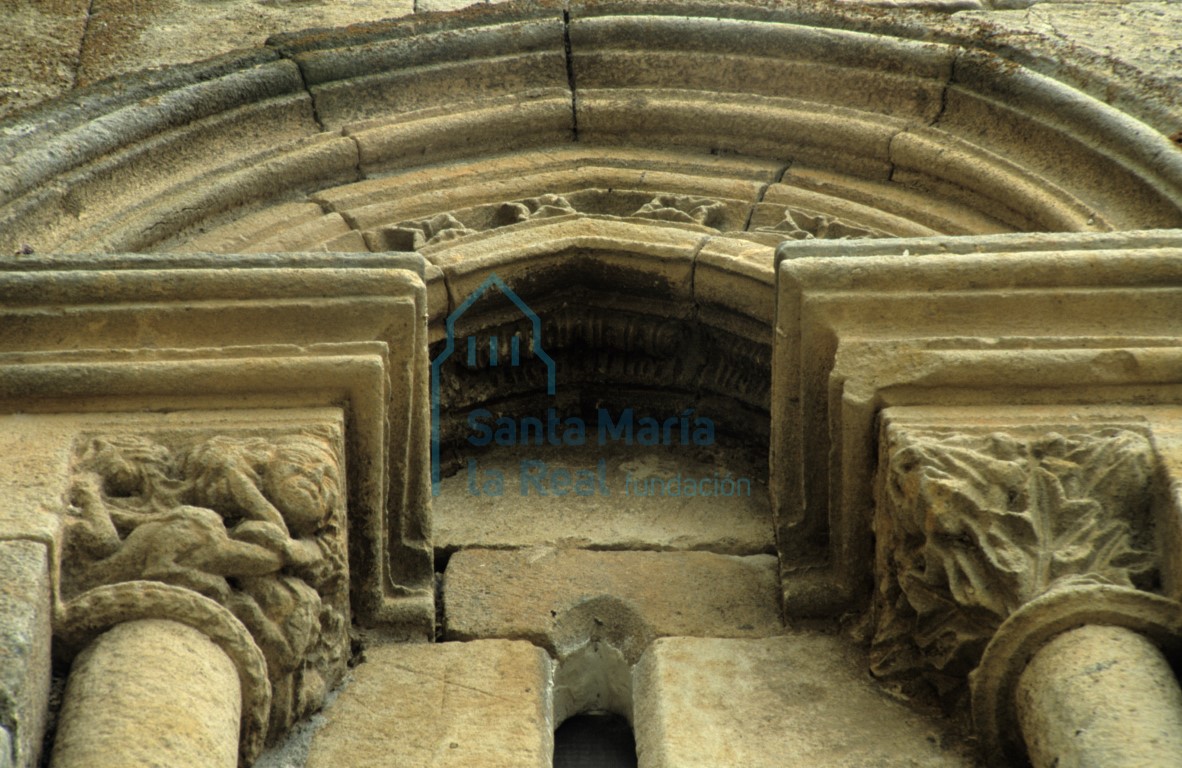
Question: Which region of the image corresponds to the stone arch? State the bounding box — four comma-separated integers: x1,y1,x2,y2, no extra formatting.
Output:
2,4,1181,259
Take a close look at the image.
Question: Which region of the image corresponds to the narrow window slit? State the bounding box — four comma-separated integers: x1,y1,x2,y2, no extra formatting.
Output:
553,712,637,768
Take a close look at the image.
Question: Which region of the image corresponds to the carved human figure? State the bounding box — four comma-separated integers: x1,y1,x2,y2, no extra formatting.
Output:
63,433,348,737
182,435,346,729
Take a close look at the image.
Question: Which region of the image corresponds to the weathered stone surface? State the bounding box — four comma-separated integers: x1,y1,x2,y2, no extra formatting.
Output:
957,2,1182,125
0,256,433,633
0,5,1181,768
435,443,772,555
418,0,485,12
0,56,330,255
3,3,1181,257
290,17,569,130
306,640,552,768
1147,408,1182,603
633,635,979,767
0,0,87,118
1016,624,1182,768
872,421,1157,701
693,236,776,326
51,619,242,768
443,548,782,651
77,0,416,87
570,13,953,123
309,147,774,228
62,428,351,742
0,540,51,768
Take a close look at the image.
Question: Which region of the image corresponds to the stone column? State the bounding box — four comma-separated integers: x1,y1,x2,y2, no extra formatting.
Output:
50,619,242,768
1015,624,1182,768
871,420,1182,765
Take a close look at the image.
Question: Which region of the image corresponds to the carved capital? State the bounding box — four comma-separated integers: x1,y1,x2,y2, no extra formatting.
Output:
870,424,1158,701
59,430,350,744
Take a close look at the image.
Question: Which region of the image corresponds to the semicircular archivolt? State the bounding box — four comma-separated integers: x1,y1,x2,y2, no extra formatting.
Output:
3,6,1181,259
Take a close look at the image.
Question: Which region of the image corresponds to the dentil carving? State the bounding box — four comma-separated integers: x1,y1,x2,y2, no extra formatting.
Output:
870,427,1157,701
62,433,349,739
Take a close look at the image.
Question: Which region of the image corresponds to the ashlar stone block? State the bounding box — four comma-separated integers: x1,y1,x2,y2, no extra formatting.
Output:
306,640,553,768
633,635,977,768
444,548,782,656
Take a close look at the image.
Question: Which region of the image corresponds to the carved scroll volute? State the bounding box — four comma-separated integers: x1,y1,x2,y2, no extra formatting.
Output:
870,425,1158,702
60,432,350,744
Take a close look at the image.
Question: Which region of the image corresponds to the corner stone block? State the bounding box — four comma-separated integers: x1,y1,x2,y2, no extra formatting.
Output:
0,540,51,768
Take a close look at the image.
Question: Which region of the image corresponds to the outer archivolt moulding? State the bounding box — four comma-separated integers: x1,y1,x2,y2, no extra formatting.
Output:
2,3,1182,258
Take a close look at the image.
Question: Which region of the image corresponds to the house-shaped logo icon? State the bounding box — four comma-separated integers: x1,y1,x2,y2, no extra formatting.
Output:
430,273,557,495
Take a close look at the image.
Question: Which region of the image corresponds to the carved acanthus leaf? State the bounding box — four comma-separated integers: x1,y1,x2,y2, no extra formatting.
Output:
871,427,1157,698
62,433,349,740
631,195,726,228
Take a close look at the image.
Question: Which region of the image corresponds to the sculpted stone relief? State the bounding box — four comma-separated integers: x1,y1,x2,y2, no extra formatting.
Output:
871,426,1158,702
61,433,349,740
630,194,726,228
758,208,888,239
378,191,891,254
496,193,579,224
386,194,581,250
395,213,480,248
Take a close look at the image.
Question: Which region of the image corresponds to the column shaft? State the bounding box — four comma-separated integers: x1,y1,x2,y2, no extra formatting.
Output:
51,619,241,768
1016,624,1182,768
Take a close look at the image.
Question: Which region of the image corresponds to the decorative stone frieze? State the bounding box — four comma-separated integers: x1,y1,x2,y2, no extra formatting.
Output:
630,195,726,228
390,213,481,249
376,194,580,251
497,194,579,224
